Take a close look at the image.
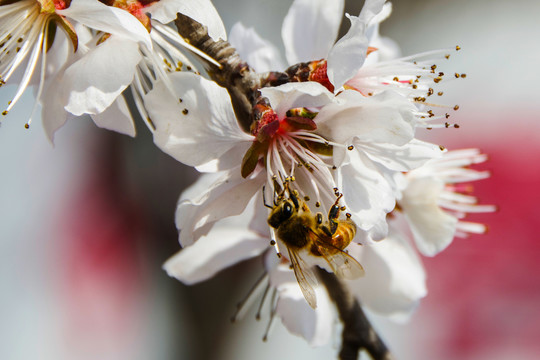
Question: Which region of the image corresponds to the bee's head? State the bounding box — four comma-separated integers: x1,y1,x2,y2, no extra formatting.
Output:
267,199,296,229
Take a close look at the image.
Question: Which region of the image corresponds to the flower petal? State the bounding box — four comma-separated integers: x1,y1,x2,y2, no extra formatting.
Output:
362,139,443,172
229,22,286,72
91,96,136,137
146,0,227,41
176,168,265,247
363,2,399,65
163,223,267,285
144,72,254,168
41,69,70,143
316,90,416,146
338,150,395,231
260,82,334,119
281,0,344,65
63,36,141,116
269,263,334,346
348,230,427,321
58,0,151,48
400,177,458,256
327,0,386,89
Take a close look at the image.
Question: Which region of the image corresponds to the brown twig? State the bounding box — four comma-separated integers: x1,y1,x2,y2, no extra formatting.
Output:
175,13,261,131
317,268,394,360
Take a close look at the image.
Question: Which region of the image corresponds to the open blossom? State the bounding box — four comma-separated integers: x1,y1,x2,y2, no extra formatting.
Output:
163,170,427,345
139,0,492,349
44,0,227,141
144,68,442,243
141,0,454,317
399,148,496,256
231,0,464,128
0,0,150,132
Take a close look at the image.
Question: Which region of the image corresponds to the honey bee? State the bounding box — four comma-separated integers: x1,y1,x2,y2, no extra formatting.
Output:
266,182,365,308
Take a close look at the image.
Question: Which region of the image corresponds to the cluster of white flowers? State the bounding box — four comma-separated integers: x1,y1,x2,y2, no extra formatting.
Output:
1,0,495,352
0,0,224,138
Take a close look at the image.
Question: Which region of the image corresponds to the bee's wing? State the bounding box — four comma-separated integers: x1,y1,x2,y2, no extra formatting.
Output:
287,247,318,309
311,235,365,280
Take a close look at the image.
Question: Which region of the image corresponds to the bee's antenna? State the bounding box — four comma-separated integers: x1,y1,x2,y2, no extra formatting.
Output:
272,175,282,205
262,186,273,209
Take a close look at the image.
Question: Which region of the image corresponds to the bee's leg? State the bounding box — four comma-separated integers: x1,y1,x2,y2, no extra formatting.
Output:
314,212,333,237
328,193,343,234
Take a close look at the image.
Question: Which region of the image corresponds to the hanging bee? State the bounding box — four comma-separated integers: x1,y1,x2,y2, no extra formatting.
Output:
266,181,365,308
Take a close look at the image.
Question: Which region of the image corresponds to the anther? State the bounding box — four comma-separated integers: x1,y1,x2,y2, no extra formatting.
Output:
24,123,29,129
455,73,460,78
182,108,189,115
456,45,461,51
454,105,460,111
178,98,183,103
438,91,444,96
315,202,321,208
270,240,276,246
346,213,352,218
460,73,467,78
454,124,460,128
434,77,442,83
439,145,446,151
347,145,354,151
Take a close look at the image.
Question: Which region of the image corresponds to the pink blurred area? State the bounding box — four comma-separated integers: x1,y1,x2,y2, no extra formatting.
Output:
413,120,540,359
60,140,146,356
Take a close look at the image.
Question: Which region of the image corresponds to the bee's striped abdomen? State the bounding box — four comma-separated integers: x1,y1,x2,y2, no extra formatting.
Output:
331,220,356,250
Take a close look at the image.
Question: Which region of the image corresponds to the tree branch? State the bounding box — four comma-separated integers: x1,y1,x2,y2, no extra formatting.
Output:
317,268,394,360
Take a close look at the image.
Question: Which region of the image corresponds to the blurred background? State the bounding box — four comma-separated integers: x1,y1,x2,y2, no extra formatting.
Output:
1,0,539,359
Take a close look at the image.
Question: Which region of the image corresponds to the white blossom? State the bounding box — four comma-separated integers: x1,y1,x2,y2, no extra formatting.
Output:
39,0,226,141
0,0,149,134
399,148,496,256
164,170,427,345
